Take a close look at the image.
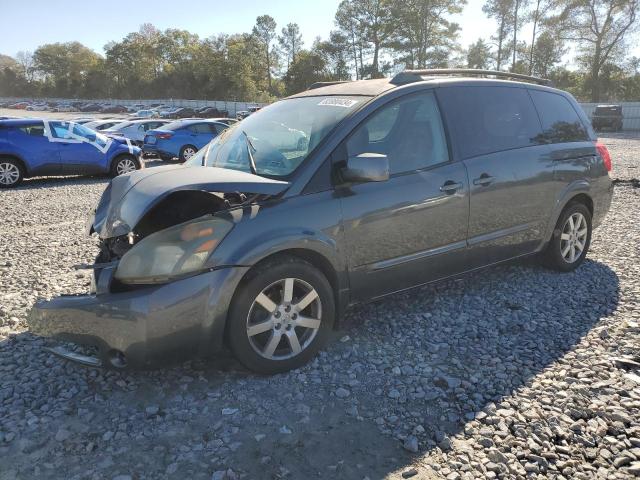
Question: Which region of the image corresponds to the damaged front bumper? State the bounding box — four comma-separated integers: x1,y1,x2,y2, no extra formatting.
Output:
28,265,249,369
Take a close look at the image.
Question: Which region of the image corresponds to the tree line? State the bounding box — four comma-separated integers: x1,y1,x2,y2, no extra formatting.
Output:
0,0,638,103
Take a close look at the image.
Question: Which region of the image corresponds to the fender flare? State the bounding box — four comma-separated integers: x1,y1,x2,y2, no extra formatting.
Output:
543,180,593,242
0,151,29,176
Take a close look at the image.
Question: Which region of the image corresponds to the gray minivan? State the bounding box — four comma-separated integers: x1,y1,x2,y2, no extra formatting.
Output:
30,70,613,374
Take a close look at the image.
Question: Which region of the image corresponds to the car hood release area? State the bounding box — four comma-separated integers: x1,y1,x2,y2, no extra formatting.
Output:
92,165,290,239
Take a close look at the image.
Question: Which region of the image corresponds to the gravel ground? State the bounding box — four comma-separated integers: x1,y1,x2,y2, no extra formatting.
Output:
0,132,639,480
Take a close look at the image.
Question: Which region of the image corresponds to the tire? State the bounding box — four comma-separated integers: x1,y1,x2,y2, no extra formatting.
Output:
110,155,139,177
0,158,24,188
179,145,198,162
227,256,335,374
541,202,592,272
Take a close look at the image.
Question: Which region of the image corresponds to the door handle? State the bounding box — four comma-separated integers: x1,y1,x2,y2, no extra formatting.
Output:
439,181,463,194
473,174,495,186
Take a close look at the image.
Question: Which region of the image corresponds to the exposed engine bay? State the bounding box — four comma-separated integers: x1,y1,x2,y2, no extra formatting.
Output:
95,189,268,263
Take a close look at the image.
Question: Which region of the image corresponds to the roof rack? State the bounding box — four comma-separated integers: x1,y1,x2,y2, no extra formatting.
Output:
307,81,351,90
390,69,553,87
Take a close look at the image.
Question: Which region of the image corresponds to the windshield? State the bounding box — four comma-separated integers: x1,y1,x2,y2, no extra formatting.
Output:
185,96,363,177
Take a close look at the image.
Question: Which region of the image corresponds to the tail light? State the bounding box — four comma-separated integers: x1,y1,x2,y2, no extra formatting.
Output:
596,142,612,172
156,132,173,139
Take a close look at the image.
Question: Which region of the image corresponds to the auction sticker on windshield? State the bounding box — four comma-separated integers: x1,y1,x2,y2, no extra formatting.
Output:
318,98,359,108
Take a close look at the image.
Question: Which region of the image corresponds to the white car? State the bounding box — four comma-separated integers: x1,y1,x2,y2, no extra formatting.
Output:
102,119,171,145
260,120,309,151
84,119,125,131
133,109,159,118
54,104,77,112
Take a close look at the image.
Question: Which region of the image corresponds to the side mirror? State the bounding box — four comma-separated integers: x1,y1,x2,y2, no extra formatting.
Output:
341,153,390,183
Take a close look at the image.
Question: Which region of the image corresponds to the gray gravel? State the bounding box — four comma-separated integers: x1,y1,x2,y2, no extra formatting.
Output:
1,134,639,479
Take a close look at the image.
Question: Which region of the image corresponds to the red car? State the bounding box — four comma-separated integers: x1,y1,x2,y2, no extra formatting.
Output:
9,102,30,109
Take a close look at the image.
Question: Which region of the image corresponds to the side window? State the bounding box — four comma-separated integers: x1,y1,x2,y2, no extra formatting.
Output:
49,121,71,139
188,124,211,134
212,123,227,134
346,91,449,175
529,90,589,143
19,124,45,136
438,86,542,159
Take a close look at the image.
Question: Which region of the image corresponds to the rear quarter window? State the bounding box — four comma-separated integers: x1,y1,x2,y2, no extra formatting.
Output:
529,90,589,143
18,124,45,136
438,86,542,159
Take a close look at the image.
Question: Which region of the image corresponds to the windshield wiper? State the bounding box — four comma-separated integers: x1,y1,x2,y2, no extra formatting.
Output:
242,130,258,175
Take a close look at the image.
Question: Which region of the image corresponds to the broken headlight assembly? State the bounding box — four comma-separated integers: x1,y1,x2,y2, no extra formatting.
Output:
114,216,233,284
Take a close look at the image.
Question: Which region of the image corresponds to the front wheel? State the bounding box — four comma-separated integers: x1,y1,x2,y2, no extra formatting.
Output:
542,202,592,272
227,256,335,374
111,155,139,177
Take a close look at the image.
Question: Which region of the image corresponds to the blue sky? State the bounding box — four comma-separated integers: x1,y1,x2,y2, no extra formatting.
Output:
2,0,637,61
2,0,494,57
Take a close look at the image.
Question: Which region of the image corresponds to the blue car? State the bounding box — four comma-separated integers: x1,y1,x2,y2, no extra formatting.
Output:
0,119,143,187
143,119,229,162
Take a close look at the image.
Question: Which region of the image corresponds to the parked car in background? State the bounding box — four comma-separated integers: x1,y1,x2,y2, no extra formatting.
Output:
196,107,229,118
84,119,125,131
26,103,49,111
103,119,171,146
27,70,613,373
143,119,229,161
79,103,100,112
53,104,77,112
236,110,250,120
133,109,159,118
9,102,30,109
100,105,128,114
591,104,623,132
208,118,238,126
0,118,143,187
161,107,196,119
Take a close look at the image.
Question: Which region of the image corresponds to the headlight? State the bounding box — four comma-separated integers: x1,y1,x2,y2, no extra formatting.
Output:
114,217,233,284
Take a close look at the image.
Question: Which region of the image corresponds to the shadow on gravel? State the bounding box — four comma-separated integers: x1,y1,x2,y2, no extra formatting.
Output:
1,258,620,479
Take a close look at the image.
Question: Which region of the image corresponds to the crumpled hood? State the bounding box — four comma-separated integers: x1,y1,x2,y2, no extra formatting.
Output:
92,165,290,238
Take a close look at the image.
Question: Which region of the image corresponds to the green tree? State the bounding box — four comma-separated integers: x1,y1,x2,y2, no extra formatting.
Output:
284,50,330,95
314,31,352,80
467,38,493,69
389,0,465,69
252,15,278,92
483,0,515,70
33,42,102,97
335,0,393,78
278,23,303,70
557,0,639,101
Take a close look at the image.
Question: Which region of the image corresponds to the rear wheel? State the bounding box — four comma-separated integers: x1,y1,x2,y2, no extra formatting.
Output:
542,202,592,272
0,159,24,188
227,256,335,374
110,155,139,177
179,145,197,162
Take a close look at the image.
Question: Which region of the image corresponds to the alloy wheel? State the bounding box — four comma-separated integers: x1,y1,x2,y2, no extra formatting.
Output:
183,147,196,159
560,212,588,263
246,277,322,360
0,162,20,186
116,158,137,175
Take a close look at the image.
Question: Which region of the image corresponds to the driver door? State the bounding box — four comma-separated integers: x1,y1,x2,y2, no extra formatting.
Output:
49,121,107,174
337,91,470,300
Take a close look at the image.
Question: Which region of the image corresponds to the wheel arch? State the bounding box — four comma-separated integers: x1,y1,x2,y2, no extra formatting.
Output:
228,246,348,337
109,152,140,172
0,153,29,177
544,185,595,243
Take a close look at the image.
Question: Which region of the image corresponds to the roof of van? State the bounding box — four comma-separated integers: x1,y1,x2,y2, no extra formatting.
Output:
288,71,557,99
